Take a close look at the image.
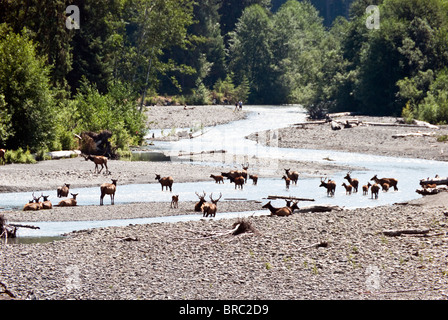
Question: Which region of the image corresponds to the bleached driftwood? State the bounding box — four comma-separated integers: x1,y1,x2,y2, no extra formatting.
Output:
415,186,448,195
419,177,448,186
267,195,315,202
296,204,343,213
392,132,436,139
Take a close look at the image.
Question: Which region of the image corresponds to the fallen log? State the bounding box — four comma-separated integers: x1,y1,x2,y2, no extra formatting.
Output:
296,204,343,213
267,195,315,202
382,228,430,237
331,121,342,131
419,177,448,186
415,186,448,195
363,121,439,129
392,132,436,139
178,149,226,157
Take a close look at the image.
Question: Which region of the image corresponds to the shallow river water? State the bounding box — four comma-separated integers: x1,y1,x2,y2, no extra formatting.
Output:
5,105,448,241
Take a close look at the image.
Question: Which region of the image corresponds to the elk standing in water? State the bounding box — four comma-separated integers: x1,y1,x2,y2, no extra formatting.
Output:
57,183,70,198
284,169,299,185
319,178,336,197
344,172,359,193
341,183,353,195
370,175,398,191
155,174,174,191
100,179,117,205
282,175,291,190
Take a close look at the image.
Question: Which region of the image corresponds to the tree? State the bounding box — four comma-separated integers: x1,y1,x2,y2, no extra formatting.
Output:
0,25,57,151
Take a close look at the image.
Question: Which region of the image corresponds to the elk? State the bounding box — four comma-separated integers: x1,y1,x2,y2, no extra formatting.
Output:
41,193,53,209
262,201,292,216
284,200,299,213
57,193,78,207
0,148,5,165
241,163,249,182
210,174,224,184
249,174,258,185
282,175,291,190
195,191,207,212
231,176,245,189
57,183,70,198
370,184,380,199
83,154,109,174
284,169,299,185
23,199,41,211
362,182,371,196
370,175,398,191
202,192,222,218
344,172,359,193
381,183,389,192
221,170,244,181
155,174,174,191
319,178,336,196
100,179,117,205
171,195,179,208
341,183,353,195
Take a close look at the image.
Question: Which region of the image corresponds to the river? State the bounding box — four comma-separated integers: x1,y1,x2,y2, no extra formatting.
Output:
5,105,448,241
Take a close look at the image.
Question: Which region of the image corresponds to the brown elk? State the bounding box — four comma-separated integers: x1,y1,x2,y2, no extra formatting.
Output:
171,195,179,208
262,201,292,216
284,200,299,213
202,192,222,218
232,176,245,189
370,175,398,191
362,182,371,196
221,170,244,181
57,183,70,198
370,184,380,199
344,172,359,193
0,148,5,165
249,174,258,185
284,169,299,185
83,154,109,174
195,191,207,212
381,183,389,192
41,193,53,209
210,174,224,184
100,179,117,205
282,175,291,190
241,163,249,182
23,199,41,211
341,183,353,195
57,193,79,207
319,178,336,196
155,174,174,191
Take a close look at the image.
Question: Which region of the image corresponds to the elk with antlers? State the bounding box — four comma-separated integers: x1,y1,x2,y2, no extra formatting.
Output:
83,154,109,174
319,178,336,197
344,172,359,193
284,169,299,185
155,174,174,191
100,179,117,205
370,175,398,191
195,191,207,212
202,192,222,218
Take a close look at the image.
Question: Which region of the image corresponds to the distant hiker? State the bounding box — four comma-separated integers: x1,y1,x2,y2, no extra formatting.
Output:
234,102,239,112
239,100,243,110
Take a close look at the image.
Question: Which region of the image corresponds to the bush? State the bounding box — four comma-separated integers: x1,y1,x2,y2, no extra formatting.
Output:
5,148,36,164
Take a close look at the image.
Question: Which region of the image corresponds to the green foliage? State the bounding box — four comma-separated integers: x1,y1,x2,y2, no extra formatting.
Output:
4,148,36,164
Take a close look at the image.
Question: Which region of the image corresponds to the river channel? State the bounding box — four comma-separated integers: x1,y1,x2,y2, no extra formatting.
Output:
5,105,448,241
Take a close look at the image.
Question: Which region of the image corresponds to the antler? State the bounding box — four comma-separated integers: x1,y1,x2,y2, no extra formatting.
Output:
210,192,222,202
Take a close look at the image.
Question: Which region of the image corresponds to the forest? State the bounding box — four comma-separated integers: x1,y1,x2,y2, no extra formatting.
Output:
0,0,447,155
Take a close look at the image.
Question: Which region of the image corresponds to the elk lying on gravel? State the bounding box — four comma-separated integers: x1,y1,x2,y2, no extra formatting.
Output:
284,169,299,185
284,200,299,213
202,192,222,218
319,178,336,196
0,149,5,165
363,183,371,196
249,174,258,185
83,154,109,174
57,183,70,198
344,172,359,193
57,193,78,207
262,201,293,216
341,183,353,195
370,184,380,199
210,174,224,184
282,175,291,190
100,179,117,205
155,174,174,191
195,191,207,212
370,175,398,191
41,194,52,209
171,195,179,208
23,199,41,211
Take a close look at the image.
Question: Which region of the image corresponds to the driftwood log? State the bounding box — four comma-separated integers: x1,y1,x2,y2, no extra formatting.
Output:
419,177,448,186
382,229,430,237
415,186,448,195
267,195,315,202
